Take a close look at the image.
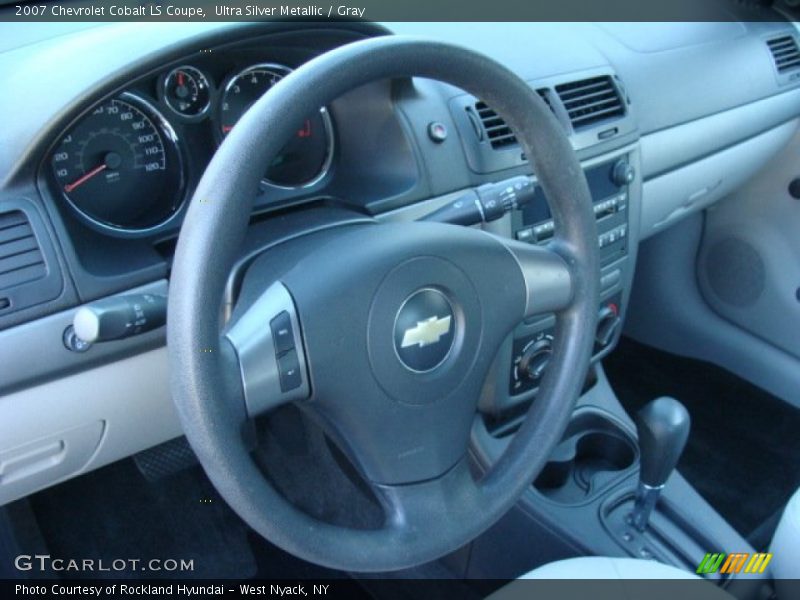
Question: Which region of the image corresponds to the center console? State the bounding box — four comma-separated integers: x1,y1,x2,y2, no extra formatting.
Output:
470,368,761,594
479,149,640,415
509,157,631,396
467,150,759,595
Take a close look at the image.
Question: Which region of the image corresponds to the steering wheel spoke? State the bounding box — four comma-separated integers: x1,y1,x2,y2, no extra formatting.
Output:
225,282,310,417
501,237,575,319
375,459,484,535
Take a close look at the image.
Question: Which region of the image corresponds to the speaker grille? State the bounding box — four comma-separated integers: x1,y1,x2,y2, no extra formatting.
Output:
705,238,765,307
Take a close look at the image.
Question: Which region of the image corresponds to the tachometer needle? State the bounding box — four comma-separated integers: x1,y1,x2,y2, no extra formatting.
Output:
64,163,107,193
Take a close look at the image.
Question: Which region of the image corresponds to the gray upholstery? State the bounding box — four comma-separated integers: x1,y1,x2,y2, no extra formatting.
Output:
771,487,800,598
490,557,731,600
519,556,699,579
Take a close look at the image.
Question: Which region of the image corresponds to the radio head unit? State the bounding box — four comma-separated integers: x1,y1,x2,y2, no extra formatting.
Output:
512,157,632,267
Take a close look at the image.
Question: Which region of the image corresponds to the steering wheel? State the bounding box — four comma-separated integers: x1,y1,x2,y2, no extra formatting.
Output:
168,36,599,572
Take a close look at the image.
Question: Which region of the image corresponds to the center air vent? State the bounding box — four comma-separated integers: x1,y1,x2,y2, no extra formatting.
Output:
767,35,800,73
472,89,551,149
555,76,624,130
0,210,46,291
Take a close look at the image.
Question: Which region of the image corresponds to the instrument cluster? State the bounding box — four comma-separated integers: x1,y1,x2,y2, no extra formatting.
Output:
47,58,334,236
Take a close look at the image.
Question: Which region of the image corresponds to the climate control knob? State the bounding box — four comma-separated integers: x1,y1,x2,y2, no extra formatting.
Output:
518,338,553,382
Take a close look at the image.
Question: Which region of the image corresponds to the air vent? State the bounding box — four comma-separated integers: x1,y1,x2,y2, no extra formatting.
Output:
472,89,551,149
555,76,625,130
473,101,516,149
767,36,800,73
0,211,46,291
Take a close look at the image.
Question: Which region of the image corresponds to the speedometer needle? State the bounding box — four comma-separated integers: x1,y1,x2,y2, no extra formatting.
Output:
64,163,107,193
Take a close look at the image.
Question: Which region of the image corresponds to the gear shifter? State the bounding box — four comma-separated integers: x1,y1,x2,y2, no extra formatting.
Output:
629,397,691,532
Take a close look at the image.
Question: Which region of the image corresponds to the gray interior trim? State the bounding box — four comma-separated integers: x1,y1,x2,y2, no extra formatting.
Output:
640,89,800,180
0,347,180,506
626,213,800,409
698,127,800,363
639,119,798,239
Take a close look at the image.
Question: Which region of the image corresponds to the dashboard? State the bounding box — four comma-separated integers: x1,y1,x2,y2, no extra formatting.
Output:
2,15,800,506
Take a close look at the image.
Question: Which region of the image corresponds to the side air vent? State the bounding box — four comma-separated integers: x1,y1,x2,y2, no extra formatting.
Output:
0,210,46,291
767,35,800,73
555,76,624,130
472,89,551,149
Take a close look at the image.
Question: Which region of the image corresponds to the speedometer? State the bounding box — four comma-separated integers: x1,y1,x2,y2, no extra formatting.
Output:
219,63,333,188
51,94,184,233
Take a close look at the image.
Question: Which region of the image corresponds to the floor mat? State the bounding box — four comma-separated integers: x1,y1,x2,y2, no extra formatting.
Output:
27,460,257,579
604,337,800,542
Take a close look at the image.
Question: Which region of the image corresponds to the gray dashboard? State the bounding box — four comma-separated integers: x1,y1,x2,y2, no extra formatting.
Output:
1,17,800,505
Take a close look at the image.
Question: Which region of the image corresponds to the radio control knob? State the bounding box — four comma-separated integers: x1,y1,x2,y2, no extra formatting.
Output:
612,160,635,187
518,338,553,381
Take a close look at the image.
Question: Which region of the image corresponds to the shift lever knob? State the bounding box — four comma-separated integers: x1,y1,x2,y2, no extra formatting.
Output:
629,397,691,532
636,396,691,488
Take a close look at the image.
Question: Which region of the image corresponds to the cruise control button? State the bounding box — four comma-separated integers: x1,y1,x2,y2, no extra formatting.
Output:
270,311,294,355
277,349,302,392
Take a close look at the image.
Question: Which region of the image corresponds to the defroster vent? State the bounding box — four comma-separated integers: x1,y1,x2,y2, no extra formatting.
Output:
767,35,800,73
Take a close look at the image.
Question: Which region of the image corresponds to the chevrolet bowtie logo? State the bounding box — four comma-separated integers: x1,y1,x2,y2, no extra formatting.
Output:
400,315,453,349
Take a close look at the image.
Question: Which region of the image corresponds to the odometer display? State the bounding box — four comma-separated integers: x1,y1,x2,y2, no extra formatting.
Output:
219,64,333,188
51,95,183,232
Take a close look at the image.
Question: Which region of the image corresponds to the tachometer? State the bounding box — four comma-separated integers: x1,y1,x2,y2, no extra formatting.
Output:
219,63,333,188
51,94,184,233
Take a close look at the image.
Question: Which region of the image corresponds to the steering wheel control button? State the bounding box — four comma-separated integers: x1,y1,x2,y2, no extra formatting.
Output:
277,349,302,392
270,311,295,355
394,288,455,372
225,283,310,416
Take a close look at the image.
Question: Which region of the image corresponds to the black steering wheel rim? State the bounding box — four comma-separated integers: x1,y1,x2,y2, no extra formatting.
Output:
168,35,599,572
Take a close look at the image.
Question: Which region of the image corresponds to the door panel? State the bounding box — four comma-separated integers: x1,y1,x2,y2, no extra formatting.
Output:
698,126,800,361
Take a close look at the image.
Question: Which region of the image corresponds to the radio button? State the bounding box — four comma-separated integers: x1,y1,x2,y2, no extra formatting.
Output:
516,228,534,242
601,269,622,291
